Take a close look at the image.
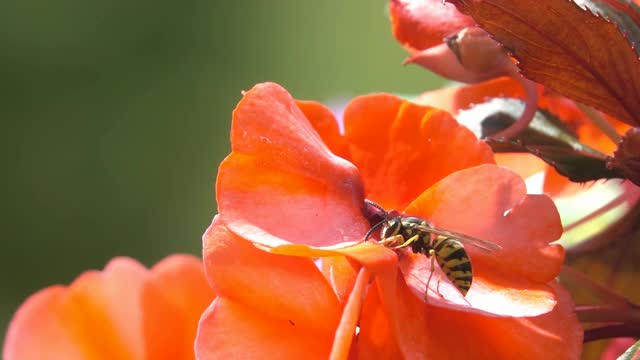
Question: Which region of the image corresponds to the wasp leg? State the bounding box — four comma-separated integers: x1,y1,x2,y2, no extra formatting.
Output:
378,234,405,247
391,234,420,250
436,274,444,298
424,249,436,303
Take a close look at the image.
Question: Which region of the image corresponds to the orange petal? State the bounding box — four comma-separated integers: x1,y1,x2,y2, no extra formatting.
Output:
415,76,525,113
389,0,476,51
542,165,587,197
398,249,556,316
319,256,359,304
370,273,432,359
329,267,371,360
415,76,630,196
217,82,369,248
342,94,494,210
495,153,548,182
296,99,349,160
3,286,91,360
357,278,402,359
407,164,563,282
267,239,401,318
368,276,580,359
401,164,563,315
577,114,630,155
195,298,334,359
143,255,214,360
4,256,211,360
270,241,398,277
4,258,149,360
202,217,341,333
422,281,582,359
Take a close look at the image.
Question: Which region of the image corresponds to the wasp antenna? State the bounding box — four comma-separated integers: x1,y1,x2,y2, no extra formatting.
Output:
364,199,387,215
364,219,386,241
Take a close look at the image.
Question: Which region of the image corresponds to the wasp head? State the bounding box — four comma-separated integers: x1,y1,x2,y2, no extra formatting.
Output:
363,200,404,241
381,216,403,239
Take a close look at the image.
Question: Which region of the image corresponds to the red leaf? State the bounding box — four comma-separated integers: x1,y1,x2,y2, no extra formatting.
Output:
448,0,640,126
607,127,640,186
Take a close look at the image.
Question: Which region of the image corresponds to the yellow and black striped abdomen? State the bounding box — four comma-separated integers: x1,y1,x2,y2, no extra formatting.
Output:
432,237,473,295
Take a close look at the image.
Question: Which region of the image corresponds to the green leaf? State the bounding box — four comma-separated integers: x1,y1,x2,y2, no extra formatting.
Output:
617,339,640,360
456,97,625,182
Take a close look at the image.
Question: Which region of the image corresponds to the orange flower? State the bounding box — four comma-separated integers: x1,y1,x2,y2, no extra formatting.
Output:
198,82,582,359
388,0,638,195
3,255,213,360
415,78,640,252
414,77,632,194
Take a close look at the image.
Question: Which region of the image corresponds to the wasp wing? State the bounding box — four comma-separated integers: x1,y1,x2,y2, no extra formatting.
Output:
415,225,502,252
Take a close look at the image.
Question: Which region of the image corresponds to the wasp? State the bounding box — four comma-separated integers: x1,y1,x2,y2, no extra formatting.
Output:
364,199,502,300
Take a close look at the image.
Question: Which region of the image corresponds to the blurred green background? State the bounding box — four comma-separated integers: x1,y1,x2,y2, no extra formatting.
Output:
0,0,443,336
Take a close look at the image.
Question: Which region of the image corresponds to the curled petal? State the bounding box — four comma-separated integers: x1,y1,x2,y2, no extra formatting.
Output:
390,0,475,51
202,218,342,333
4,256,211,360
217,82,369,248
196,298,334,360
269,241,398,279
342,94,494,210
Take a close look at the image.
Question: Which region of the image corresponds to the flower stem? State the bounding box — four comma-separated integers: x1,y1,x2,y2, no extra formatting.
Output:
575,102,621,145
330,267,371,360
561,266,628,306
490,77,539,140
576,304,640,323
563,190,629,233
583,323,640,343
567,269,640,343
